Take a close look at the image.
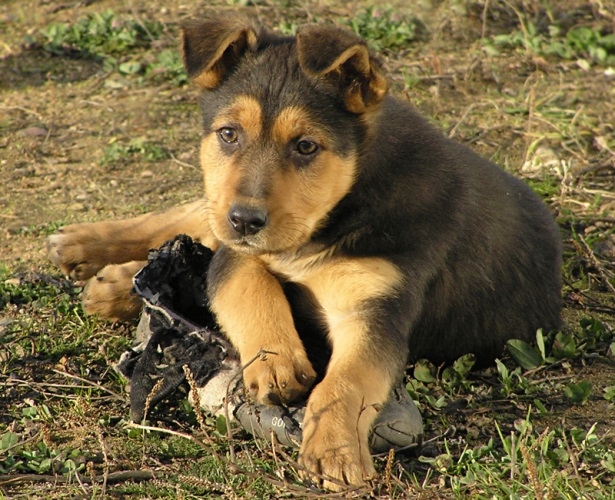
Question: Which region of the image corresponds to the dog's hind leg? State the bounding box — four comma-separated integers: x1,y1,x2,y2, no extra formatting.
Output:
47,199,217,321
79,260,145,321
47,199,216,281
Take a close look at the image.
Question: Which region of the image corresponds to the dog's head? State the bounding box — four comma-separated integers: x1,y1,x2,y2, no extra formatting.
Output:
181,16,388,254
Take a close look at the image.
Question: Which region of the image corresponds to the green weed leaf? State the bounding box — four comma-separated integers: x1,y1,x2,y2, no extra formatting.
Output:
452,353,476,376
215,415,227,436
1,432,19,452
553,332,577,359
603,386,615,401
564,381,592,404
506,339,543,370
414,359,436,383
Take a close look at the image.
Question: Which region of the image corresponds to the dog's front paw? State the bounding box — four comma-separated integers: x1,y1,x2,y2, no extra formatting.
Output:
243,347,316,405
299,423,374,491
81,262,144,321
298,387,375,491
47,225,111,280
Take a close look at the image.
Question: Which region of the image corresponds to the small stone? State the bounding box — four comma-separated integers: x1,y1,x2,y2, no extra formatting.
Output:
20,126,48,137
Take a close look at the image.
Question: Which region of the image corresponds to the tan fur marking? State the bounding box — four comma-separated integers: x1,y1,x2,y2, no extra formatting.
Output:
201,103,357,253
271,106,326,146
265,150,357,250
193,68,223,89
265,106,357,250
211,95,262,140
302,257,402,321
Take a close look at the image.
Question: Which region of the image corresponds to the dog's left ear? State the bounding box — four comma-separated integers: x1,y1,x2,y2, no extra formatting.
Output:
297,25,388,113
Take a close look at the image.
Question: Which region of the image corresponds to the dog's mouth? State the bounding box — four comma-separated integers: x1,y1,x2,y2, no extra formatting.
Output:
225,235,269,255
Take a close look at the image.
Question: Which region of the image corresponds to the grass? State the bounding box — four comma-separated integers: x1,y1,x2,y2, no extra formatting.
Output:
32,9,185,84
102,137,169,166
484,14,615,66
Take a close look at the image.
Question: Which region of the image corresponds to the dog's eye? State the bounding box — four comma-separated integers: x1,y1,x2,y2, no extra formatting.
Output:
218,127,238,144
296,140,318,156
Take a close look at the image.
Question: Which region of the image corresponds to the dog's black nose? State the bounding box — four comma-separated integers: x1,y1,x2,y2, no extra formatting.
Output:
228,204,268,236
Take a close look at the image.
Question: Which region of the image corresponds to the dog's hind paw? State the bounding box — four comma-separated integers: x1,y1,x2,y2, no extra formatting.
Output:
47,226,109,280
81,261,144,321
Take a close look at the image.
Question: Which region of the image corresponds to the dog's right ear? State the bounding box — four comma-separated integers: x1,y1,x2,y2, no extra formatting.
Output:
181,16,258,89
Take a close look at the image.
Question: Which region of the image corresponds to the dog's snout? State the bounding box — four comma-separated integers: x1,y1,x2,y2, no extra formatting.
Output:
228,204,268,236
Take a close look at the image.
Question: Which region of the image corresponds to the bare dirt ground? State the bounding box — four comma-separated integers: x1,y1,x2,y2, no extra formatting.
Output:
1,0,614,498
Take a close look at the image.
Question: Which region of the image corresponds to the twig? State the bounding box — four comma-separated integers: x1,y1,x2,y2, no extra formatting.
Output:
574,235,615,294
0,105,43,120
96,426,110,497
0,469,154,486
170,152,199,171
51,369,125,400
127,422,315,493
0,429,42,456
481,0,491,39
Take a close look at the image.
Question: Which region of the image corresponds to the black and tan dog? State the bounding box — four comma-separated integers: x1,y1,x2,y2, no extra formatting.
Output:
47,16,562,490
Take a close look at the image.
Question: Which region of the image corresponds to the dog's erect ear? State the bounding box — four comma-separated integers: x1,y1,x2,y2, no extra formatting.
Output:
181,16,258,89
296,24,388,113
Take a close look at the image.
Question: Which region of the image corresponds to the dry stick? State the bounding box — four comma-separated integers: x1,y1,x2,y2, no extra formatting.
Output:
169,153,199,171
563,276,615,315
561,424,584,490
481,0,491,39
574,235,615,294
126,0,156,41
0,429,42,456
73,465,89,496
126,423,310,493
0,470,154,487
0,105,43,120
51,369,125,400
4,380,119,402
96,426,110,497
574,160,615,178
523,75,539,168
448,101,501,139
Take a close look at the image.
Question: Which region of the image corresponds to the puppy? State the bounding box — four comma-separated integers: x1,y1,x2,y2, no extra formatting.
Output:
48,16,562,490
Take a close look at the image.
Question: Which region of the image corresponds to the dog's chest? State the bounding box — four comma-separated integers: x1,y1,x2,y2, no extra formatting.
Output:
261,252,403,324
